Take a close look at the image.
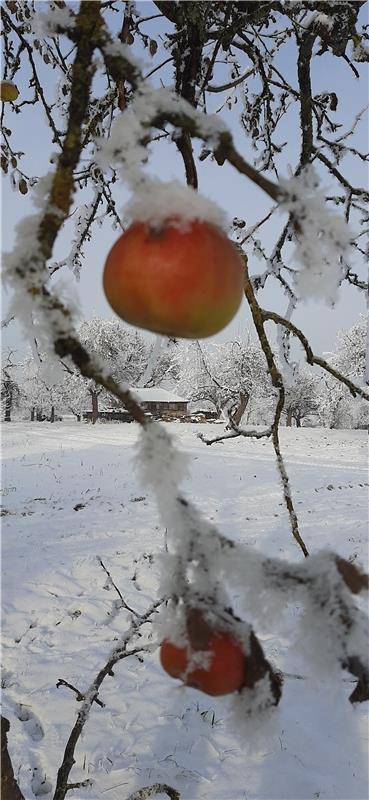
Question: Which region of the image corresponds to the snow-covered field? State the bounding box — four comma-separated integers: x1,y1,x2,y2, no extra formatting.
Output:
1,422,368,800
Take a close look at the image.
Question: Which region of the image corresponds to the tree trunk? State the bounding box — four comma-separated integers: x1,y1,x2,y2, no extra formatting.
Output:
231,391,249,427
50,405,55,423
31,407,35,422
286,408,293,427
4,388,12,422
1,717,25,800
91,391,99,424
295,414,301,428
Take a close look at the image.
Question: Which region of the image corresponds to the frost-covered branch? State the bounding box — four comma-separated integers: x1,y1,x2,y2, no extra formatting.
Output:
243,258,309,557
97,556,139,616
297,26,317,167
126,785,180,800
263,310,369,402
136,424,368,707
53,597,164,800
1,7,64,148
198,425,272,446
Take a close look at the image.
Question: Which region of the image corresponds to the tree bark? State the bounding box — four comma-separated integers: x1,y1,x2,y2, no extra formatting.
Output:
1,717,25,800
50,405,55,423
286,408,293,427
4,387,12,422
90,391,98,424
31,407,35,421
231,391,249,427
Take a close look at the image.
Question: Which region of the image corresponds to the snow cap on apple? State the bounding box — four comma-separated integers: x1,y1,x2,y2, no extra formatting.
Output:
103,181,245,339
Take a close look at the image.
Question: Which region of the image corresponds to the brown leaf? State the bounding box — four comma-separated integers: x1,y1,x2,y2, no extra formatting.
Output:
335,557,369,594
149,39,158,57
18,179,28,195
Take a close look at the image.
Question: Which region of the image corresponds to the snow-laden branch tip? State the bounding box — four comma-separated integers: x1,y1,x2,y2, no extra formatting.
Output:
135,423,368,705
280,167,353,304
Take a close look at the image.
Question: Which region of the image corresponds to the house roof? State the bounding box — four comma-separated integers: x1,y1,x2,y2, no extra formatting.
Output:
133,387,188,403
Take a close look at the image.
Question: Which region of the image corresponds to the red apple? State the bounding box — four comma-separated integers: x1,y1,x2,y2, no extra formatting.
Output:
160,631,245,696
103,219,244,338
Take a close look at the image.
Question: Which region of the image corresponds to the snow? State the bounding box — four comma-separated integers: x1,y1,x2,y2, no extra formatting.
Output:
97,87,228,229
134,388,187,403
279,167,353,305
126,181,227,232
315,13,335,32
27,5,76,38
2,422,368,800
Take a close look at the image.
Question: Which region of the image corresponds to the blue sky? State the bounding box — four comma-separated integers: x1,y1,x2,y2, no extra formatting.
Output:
1,2,368,360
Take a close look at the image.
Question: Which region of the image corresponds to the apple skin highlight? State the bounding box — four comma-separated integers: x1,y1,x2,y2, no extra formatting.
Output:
103,220,244,339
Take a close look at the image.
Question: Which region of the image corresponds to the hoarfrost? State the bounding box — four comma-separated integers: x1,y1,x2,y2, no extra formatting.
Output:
103,39,143,71
280,168,352,304
28,5,75,38
97,86,227,228
126,180,227,231
352,38,369,62
135,421,368,697
315,13,335,31
2,172,84,361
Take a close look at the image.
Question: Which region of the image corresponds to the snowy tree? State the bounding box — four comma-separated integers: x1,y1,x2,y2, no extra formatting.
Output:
318,316,368,428
77,318,149,422
1,350,20,422
19,355,64,421
334,314,367,383
141,337,181,389
1,3,369,799
55,367,88,421
284,367,320,427
171,337,271,425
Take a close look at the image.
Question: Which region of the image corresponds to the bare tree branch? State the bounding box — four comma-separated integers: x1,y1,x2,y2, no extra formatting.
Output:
53,598,163,800
126,785,180,800
262,309,369,401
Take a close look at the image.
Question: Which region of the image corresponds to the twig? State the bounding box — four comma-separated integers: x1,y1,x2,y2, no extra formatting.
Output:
243,260,309,558
66,780,92,791
313,149,368,197
97,557,138,616
198,426,272,446
53,598,163,800
1,8,64,147
262,310,369,401
56,678,105,708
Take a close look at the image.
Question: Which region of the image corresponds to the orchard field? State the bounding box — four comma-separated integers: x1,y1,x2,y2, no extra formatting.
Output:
1,421,368,800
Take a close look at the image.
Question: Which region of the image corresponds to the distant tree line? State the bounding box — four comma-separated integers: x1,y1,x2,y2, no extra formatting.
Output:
2,315,367,430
